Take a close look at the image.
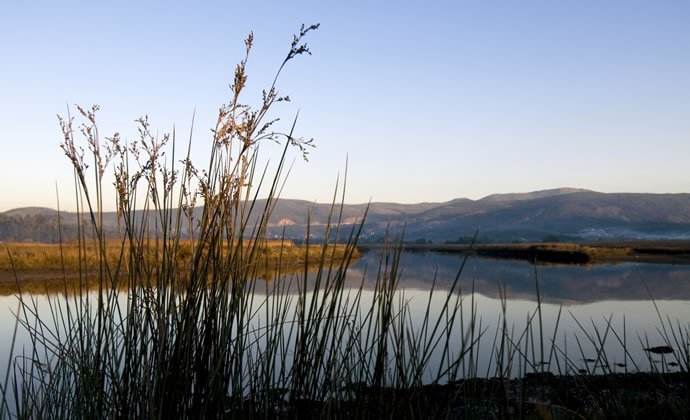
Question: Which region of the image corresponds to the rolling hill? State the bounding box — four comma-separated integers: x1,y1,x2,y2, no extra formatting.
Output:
2,188,690,243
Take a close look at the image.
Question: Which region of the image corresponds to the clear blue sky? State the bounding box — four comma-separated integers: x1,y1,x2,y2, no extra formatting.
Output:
1,1,689,211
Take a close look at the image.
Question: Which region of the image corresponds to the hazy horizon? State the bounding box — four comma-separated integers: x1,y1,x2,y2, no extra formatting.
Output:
2,2,689,212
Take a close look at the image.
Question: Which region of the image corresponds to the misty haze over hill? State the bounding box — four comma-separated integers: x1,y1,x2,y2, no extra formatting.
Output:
2,188,690,243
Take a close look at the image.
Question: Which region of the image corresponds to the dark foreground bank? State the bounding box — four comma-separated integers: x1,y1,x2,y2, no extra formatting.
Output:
247,372,688,419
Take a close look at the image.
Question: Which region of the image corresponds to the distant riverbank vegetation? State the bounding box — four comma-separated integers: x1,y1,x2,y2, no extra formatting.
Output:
0,240,357,295
367,241,690,265
2,26,688,419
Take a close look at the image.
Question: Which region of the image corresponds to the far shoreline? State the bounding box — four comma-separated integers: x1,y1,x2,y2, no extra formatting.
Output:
357,240,690,265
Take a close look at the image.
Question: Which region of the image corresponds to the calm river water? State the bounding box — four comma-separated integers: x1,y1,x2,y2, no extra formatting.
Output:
1,250,688,380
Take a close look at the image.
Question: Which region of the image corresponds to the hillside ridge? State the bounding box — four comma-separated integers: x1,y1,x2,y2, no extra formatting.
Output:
2,189,690,243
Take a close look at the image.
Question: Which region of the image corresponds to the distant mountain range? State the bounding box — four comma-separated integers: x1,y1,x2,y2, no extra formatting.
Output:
2,188,690,243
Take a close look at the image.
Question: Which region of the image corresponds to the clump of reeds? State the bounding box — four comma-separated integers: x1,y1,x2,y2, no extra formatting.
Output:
0,24,473,418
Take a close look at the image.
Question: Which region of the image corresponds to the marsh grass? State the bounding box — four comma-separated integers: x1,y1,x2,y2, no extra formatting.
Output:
0,240,357,295
1,25,689,419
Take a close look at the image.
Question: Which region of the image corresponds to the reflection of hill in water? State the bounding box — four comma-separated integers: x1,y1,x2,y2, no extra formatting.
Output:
346,251,690,305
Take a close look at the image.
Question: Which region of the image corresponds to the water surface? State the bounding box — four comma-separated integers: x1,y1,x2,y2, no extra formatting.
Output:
1,251,688,380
